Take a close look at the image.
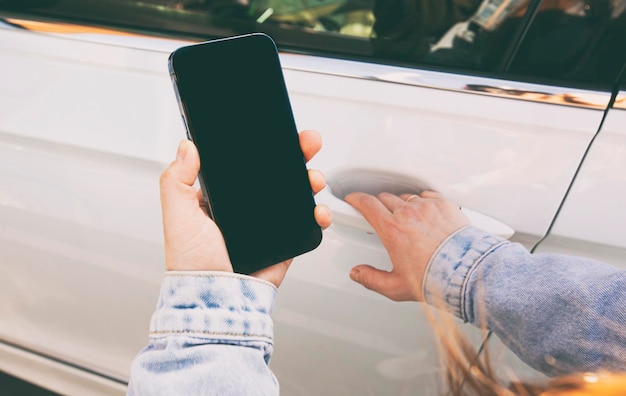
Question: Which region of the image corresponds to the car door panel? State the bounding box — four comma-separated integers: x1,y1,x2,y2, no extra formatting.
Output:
283,63,606,242
533,89,626,269
0,19,612,395
273,59,608,394
482,86,626,387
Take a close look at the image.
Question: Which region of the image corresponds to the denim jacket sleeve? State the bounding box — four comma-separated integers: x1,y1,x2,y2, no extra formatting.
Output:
423,226,626,377
127,271,279,396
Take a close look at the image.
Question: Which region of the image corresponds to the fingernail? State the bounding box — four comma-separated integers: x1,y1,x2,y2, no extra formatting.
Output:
350,268,359,279
176,140,188,161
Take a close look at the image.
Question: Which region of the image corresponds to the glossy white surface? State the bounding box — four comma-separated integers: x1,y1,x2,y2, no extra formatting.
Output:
534,100,626,270
285,66,599,239
0,342,125,395
0,24,610,394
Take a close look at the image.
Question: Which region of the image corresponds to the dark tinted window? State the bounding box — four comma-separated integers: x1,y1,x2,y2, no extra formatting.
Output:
0,0,624,86
508,0,626,85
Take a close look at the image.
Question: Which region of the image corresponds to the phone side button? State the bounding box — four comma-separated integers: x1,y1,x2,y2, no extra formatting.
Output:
181,115,191,139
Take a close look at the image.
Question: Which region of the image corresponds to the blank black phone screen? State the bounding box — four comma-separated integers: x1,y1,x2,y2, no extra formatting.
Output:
169,33,321,274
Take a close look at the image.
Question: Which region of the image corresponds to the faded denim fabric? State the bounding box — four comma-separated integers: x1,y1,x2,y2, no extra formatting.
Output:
128,271,279,396
424,226,626,377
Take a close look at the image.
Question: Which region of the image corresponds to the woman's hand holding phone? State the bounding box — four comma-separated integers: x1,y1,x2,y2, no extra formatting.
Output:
159,130,331,287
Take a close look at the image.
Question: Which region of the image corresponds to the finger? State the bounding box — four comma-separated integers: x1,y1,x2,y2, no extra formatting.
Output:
419,190,443,200
160,140,202,234
252,259,293,288
170,140,200,186
377,192,407,212
308,169,326,194
314,204,332,230
345,192,392,231
160,140,201,207
299,130,322,163
399,193,423,203
349,265,404,301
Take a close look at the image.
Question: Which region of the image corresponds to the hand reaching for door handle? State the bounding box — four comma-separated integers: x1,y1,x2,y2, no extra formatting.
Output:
345,191,470,302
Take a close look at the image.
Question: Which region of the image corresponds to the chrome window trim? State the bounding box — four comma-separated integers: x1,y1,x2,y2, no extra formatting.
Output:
280,54,611,110
614,91,626,110
2,17,613,111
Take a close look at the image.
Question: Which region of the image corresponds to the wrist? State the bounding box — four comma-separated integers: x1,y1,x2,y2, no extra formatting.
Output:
165,248,233,272
422,226,506,319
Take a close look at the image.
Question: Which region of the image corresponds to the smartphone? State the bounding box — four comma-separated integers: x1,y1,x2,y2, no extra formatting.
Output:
168,33,322,275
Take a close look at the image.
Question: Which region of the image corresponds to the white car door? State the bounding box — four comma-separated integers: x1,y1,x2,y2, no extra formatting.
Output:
481,78,626,386
0,1,623,394
533,82,626,268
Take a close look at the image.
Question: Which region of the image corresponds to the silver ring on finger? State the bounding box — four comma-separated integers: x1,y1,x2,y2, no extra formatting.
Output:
405,194,420,203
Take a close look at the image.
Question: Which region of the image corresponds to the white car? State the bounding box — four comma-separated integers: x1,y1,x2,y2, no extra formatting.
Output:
0,1,625,394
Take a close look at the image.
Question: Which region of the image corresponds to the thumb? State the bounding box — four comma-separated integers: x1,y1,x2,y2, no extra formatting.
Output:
160,140,201,219
350,265,399,300
171,140,200,186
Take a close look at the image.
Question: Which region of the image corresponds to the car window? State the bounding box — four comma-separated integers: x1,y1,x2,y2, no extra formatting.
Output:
508,0,626,85
0,0,624,87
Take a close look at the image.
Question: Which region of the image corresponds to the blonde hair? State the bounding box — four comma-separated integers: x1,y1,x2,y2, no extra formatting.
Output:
423,298,626,396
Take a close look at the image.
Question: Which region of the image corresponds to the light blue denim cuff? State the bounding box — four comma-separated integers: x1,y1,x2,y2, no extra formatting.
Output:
423,226,507,321
150,271,277,343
